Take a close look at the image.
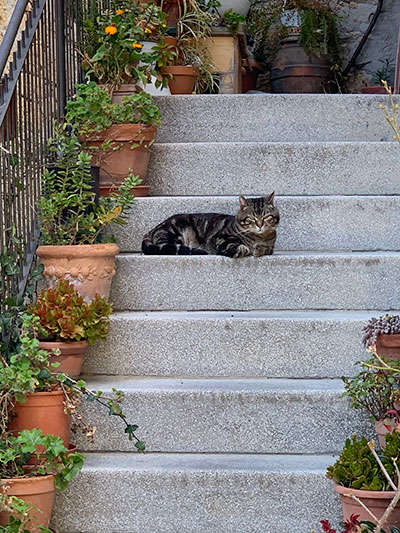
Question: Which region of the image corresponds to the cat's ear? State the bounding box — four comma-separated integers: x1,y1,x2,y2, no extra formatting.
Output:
239,195,251,209
266,191,275,205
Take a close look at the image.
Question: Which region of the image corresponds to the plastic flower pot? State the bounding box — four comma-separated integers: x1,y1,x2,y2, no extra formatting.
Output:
0,474,56,533
36,243,119,301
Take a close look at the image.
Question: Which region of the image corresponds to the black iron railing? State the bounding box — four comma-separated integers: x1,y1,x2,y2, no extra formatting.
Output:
0,0,112,311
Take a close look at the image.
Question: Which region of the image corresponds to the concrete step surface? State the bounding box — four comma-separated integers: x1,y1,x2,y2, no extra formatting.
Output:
53,452,342,533
111,252,400,311
74,376,371,454
154,94,397,143
115,195,400,253
147,142,400,196
85,310,383,378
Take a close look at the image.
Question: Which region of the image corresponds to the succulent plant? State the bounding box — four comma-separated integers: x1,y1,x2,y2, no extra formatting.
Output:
29,280,112,344
363,315,400,349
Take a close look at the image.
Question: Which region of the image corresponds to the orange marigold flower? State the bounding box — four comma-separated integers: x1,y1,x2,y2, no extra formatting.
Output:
133,43,143,49
116,9,124,14
105,24,117,34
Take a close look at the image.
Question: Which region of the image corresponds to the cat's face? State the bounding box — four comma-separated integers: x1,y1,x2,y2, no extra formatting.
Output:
236,193,279,236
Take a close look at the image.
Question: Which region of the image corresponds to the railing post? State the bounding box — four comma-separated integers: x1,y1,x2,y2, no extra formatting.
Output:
56,0,66,118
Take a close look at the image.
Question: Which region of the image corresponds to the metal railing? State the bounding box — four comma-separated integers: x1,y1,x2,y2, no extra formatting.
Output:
0,0,112,310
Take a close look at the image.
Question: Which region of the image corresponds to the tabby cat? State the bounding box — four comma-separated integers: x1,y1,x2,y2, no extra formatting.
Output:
142,193,279,258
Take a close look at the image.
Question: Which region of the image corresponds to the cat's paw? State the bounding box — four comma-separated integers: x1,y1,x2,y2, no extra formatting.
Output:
233,245,251,258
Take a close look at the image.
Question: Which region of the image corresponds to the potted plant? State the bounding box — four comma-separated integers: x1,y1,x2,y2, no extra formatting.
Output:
363,315,400,359
37,148,138,300
0,429,84,532
82,3,173,99
362,60,394,95
342,352,400,449
247,0,342,93
65,82,161,197
327,432,400,528
28,280,112,379
2,314,145,452
163,0,217,93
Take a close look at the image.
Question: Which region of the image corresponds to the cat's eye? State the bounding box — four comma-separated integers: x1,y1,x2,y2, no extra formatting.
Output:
242,217,252,225
264,215,274,222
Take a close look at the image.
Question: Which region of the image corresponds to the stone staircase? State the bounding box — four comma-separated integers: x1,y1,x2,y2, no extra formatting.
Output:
53,94,400,533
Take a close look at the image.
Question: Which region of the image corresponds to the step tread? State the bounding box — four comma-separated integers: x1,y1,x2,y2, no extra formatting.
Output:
82,376,347,394
110,309,396,318
67,451,337,472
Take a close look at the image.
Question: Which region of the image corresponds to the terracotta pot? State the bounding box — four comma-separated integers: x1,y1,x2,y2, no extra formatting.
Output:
36,243,119,301
40,340,89,379
100,183,151,197
362,86,394,94
271,36,335,94
0,475,55,532
81,124,157,192
334,483,400,527
375,418,400,449
9,390,70,447
100,84,138,104
375,334,400,359
164,65,199,94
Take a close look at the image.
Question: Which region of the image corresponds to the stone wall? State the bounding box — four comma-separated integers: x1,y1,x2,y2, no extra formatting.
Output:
337,0,399,92
0,0,18,42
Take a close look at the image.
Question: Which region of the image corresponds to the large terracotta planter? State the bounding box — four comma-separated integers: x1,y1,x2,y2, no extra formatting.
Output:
334,483,400,527
271,36,335,94
9,390,70,447
40,340,89,379
36,243,119,301
81,124,157,194
164,65,199,94
375,334,400,359
0,475,55,532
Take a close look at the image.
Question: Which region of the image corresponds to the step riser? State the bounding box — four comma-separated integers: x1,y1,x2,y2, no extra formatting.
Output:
75,382,371,453
111,254,400,311
53,457,342,533
115,196,400,253
154,94,396,142
85,312,371,378
147,142,400,196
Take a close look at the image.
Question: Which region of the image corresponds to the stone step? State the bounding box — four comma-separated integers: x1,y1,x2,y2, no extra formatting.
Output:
52,453,341,533
74,377,370,454
147,142,400,196
85,310,382,378
111,252,400,311
114,195,400,253
154,94,396,143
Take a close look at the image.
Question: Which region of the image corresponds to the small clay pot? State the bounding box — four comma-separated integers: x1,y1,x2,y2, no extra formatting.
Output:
36,243,119,301
81,124,157,192
334,483,400,528
0,475,56,532
40,340,89,379
375,334,400,359
9,390,70,447
361,86,394,94
163,65,199,94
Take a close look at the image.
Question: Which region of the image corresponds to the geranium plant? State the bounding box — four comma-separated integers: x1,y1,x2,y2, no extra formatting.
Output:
29,280,112,344
314,515,400,532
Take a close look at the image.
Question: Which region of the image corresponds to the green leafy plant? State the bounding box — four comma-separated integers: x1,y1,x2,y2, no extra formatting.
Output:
0,429,84,491
342,354,400,422
372,60,393,86
0,314,145,451
222,9,246,35
247,0,342,66
315,515,400,533
327,432,400,491
363,315,400,350
81,3,171,91
40,147,139,246
0,493,51,533
65,83,161,135
28,280,112,344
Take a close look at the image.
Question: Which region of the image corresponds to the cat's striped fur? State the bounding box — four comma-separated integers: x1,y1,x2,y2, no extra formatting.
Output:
142,194,279,258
